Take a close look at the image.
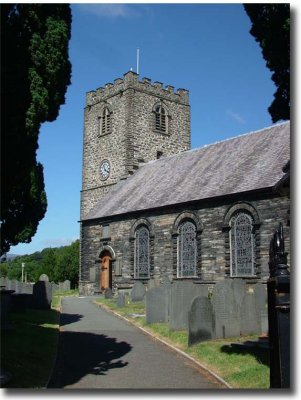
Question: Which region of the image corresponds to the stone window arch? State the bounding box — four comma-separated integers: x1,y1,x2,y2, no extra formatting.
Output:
172,212,203,278
130,218,154,280
152,102,170,134
223,202,261,278
99,105,112,135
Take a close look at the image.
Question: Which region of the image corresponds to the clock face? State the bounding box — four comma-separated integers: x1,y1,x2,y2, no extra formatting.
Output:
99,159,111,180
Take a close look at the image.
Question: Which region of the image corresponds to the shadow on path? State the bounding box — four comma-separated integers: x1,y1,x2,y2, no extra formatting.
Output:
59,313,84,326
48,330,132,388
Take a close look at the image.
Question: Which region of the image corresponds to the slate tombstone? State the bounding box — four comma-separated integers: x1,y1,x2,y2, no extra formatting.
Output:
188,296,215,346
130,281,145,302
32,280,52,309
240,292,261,335
146,285,170,324
169,281,196,330
212,280,240,338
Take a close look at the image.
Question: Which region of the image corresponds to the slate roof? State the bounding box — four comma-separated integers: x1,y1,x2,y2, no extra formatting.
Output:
83,122,290,221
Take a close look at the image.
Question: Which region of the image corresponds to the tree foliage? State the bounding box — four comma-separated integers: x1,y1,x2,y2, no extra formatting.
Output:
1,4,72,255
0,240,79,288
244,3,290,123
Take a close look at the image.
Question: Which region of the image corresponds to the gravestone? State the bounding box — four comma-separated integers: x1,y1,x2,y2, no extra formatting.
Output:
231,279,246,307
20,282,33,294
8,279,17,292
146,285,170,324
104,288,113,299
188,296,215,346
240,293,261,335
51,282,59,293
32,281,52,309
0,277,8,288
212,280,240,338
170,281,195,330
63,280,71,291
39,274,49,282
117,292,125,308
130,281,145,302
13,280,21,294
254,283,268,334
147,278,160,290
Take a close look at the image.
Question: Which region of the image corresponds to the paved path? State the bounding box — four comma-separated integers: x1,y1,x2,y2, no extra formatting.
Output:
48,297,224,389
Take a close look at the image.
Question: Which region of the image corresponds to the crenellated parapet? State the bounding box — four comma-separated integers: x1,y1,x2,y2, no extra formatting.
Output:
86,70,189,107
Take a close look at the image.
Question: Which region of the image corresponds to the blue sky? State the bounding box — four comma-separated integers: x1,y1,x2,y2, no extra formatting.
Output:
10,3,288,255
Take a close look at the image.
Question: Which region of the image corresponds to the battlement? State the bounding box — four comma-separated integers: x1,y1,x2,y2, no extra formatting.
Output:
86,71,189,106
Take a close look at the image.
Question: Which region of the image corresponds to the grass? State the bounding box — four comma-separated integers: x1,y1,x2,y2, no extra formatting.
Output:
95,296,270,389
1,289,79,388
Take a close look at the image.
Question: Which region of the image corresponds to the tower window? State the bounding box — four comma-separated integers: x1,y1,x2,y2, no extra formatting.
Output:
99,107,112,135
154,105,167,133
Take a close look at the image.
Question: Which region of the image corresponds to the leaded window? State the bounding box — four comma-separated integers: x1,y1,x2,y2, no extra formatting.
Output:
134,226,150,278
155,105,167,133
178,221,197,277
230,212,255,276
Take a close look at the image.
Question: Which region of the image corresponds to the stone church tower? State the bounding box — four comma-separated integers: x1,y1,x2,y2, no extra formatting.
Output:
80,71,191,219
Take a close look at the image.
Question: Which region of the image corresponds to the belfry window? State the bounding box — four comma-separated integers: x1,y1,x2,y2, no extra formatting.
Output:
134,226,150,279
154,105,167,133
100,107,111,135
229,212,255,277
178,221,197,278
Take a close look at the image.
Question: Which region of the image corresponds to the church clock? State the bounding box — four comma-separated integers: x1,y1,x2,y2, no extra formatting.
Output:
99,159,111,181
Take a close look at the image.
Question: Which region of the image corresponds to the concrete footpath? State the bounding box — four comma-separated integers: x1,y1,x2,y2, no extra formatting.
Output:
48,297,226,389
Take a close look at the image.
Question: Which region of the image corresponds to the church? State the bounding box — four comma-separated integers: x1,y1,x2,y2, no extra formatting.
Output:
79,71,290,296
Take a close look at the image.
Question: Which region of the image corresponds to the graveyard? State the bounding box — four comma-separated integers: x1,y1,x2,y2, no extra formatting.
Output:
94,278,270,389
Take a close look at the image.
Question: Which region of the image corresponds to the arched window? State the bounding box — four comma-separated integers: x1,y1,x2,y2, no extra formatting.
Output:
154,105,167,133
229,212,255,277
178,221,197,278
134,226,150,279
99,107,111,135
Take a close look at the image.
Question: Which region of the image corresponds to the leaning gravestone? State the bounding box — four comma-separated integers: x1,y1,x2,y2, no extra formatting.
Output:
146,285,170,324
240,292,261,335
212,280,240,338
32,280,52,309
130,281,145,302
188,296,215,346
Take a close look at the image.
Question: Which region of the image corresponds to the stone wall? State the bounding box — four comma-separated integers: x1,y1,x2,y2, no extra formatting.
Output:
79,192,290,295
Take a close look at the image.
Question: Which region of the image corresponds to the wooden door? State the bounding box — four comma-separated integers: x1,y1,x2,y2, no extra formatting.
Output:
100,251,112,290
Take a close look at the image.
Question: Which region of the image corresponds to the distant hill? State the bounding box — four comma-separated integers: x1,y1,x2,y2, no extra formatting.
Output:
0,253,21,262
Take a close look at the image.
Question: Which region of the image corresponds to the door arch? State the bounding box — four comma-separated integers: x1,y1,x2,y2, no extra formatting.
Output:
100,250,112,291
